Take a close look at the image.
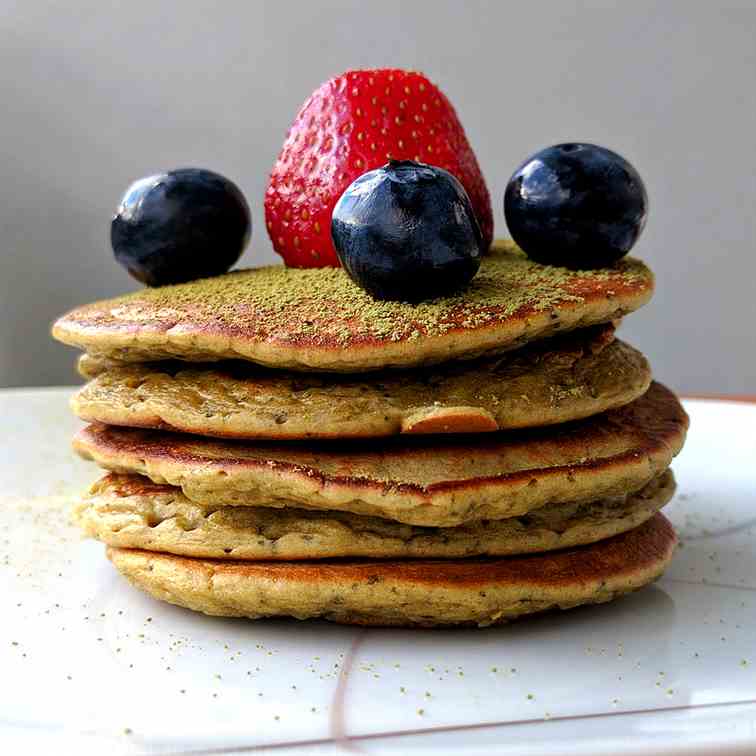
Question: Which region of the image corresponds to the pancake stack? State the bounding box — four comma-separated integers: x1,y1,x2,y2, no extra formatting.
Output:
53,240,688,627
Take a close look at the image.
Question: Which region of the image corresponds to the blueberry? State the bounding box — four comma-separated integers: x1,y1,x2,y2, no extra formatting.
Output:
111,168,251,286
504,143,647,268
331,160,483,301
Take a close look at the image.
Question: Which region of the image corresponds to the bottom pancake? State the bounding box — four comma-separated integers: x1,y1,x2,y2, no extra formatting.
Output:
106,513,676,628
77,470,675,560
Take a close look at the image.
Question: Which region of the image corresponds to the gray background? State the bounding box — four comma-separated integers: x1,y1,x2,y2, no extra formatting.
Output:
1,1,754,391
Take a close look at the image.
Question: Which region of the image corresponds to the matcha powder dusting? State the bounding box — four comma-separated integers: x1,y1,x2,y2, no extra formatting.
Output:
53,239,653,370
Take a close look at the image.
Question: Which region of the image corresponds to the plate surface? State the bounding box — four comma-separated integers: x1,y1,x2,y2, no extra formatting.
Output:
2,388,755,755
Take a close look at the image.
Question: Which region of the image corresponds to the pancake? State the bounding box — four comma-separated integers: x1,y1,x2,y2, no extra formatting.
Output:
77,354,122,379
72,382,687,527
75,470,674,560
69,326,651,439
105,513,677,627
52,240,654,373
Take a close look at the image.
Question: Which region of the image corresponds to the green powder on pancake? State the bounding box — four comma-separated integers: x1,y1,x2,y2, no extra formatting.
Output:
70,240,652,347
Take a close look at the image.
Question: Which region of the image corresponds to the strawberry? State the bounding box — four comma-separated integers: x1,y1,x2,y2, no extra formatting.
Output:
265,69,493,267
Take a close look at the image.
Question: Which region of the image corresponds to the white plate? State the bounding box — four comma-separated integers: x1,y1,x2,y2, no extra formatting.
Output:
2,388,755,756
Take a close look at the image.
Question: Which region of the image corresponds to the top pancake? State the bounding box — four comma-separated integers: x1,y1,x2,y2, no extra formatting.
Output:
52,240,654,372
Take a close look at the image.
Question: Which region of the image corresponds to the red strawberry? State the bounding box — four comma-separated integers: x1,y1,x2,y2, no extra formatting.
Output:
265,69,493,267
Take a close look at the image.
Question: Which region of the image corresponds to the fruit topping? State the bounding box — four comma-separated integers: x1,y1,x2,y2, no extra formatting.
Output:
265,69,492,267
111,168,250,286
331,160,482,301
504,143,647,268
